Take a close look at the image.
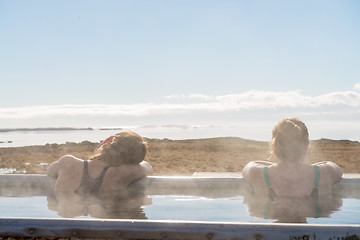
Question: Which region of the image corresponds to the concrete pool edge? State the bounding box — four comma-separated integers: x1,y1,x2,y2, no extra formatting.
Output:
0,218,359,240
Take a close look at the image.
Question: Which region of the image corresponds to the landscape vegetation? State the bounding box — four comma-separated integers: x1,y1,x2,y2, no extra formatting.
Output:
0,137,359,175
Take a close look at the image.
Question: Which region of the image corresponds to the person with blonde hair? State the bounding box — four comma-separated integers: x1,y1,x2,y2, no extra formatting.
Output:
242,118,342,198
47,131,153,194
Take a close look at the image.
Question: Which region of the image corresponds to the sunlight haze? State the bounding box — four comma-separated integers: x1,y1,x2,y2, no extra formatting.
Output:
0,0,359,141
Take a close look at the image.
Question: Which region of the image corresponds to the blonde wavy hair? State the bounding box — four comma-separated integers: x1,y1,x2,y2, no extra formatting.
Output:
90,131,147,166
270,118,309,162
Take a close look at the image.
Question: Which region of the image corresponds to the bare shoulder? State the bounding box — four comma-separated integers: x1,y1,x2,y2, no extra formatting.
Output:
48,155,79,168
47,155,82,178
312,161,342,182
57,155,82,164
242,161,273,182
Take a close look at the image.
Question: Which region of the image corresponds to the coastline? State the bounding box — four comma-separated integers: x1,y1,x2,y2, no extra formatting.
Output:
0,137,359,175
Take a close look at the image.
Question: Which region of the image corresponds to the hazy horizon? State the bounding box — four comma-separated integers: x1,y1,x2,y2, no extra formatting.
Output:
1,1,359,142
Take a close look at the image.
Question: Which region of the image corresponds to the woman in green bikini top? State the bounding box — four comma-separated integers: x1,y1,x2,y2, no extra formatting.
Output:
242,118,342,198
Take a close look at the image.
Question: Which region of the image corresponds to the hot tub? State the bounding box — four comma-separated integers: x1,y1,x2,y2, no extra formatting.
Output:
0,173,359,240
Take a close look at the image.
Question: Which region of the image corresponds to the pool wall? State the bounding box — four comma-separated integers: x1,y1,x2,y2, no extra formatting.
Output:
1,218,359,240
0,173,359,240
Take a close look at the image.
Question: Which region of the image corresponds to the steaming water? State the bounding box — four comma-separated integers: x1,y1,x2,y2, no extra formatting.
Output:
0,194,358,224
145,195,270,223
0,197,59,218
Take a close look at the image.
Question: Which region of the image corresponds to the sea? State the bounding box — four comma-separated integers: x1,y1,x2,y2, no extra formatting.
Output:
0,123,358,148
0,125,271,148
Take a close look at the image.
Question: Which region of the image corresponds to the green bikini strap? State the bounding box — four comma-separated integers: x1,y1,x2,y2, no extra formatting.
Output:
314,165,320,188
263,165,272,187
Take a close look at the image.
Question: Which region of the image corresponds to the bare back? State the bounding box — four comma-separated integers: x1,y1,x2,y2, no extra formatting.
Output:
242,161,342,198
47,155,153,192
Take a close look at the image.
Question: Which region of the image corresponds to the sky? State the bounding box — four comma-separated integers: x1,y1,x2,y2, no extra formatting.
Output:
0,0,360,141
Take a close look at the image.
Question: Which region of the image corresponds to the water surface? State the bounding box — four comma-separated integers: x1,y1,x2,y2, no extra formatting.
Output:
0,193,357,224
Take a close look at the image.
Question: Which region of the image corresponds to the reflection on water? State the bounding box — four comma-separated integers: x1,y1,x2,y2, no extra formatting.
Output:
47,188,151,219
0,186,353,223
43,189,346,223
243,192,343,223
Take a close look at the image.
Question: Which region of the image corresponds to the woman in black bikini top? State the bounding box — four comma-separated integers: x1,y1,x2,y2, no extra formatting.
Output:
47,131,153,193
74,160,111,195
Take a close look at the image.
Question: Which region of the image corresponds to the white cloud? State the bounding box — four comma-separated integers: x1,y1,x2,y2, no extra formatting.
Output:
1,90,360,120
216,90,360,109
216,91,306,109
165,94,187,99
165,93,212,100
312,91,360,107
354,83,360,91
188,94,212,100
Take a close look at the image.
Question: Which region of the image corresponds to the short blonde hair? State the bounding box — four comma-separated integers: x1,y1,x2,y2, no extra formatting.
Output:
270,118,309,162
91,131,147,166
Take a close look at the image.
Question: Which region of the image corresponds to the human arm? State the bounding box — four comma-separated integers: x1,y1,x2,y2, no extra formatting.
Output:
139,160,153,175
46,155,78,179
113,161,153,187
47,158,61,178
